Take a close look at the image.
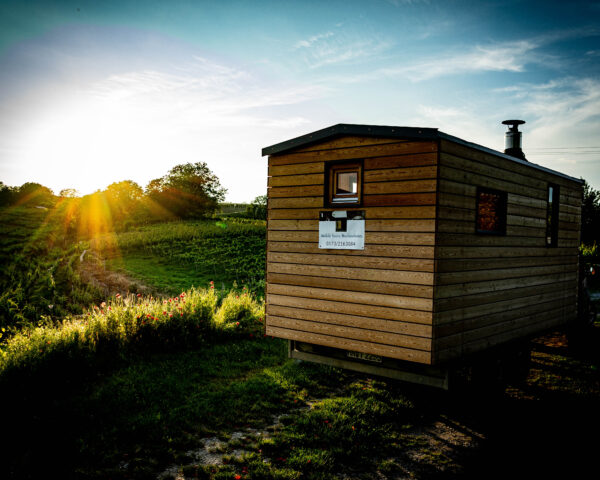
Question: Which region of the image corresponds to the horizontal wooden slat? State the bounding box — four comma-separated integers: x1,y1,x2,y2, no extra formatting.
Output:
437,262,574,285
268,252,434,272
267,219,436,233
364,179,436,194
269,162,324,177
268,241,435,258
268,207,432,220
288,135,405,153
268,316,431,350
363,165,437,182
434,279,574,311
362,192,437,206
269,141,438,166
436,246,574,259
268,197,323,209
268,283,432,310
266,304,432,337
268,173,324,187
436,271,576,299
267,230,435,245
437,233,544,247
364,152,438,169
267,263,434,285
266,326,432,364
267,273,434,298
272,316,430,352
435,255,577,273
269,185,323,197
436,220,548,237
435,288,574,326
267,294,433,324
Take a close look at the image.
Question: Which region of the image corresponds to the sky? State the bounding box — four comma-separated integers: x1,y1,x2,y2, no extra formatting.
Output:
0,0,599,202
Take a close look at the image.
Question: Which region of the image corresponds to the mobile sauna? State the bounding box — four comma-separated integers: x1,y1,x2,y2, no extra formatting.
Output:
262,122,583,388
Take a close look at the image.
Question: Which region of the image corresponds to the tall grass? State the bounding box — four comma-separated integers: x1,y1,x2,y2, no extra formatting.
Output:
0,287,264,386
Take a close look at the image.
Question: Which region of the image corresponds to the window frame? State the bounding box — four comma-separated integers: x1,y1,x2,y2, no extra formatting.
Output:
546,183,560,247
326,161,363,207
475,186,508,235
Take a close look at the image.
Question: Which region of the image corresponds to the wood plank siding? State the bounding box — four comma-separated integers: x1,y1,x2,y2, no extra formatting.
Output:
432,139,582,363
264,125,582,370
266,138,439,364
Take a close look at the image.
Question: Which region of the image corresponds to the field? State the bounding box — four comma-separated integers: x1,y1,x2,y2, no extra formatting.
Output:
1,206,599,479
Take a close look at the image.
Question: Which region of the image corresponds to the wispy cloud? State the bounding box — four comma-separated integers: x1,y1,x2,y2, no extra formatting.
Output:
294,31,334,49
292,29,391,69
327,26,599,84
382,38,553,83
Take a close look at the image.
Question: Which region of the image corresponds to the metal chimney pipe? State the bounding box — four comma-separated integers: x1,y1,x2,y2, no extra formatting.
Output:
502,119,526,160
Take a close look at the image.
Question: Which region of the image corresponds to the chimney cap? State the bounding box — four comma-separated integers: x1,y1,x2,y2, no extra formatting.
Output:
502,119,525,128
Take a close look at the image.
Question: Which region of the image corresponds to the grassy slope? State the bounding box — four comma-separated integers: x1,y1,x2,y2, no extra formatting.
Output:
96,219,266,296
0,205,101,329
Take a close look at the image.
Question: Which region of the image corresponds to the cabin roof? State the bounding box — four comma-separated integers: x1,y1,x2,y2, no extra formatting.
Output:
261,123,583,184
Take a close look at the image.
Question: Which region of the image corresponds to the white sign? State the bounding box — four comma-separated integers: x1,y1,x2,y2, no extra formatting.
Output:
318,212,365,250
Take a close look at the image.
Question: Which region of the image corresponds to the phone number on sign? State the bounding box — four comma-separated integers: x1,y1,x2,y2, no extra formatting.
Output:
324,241,356,247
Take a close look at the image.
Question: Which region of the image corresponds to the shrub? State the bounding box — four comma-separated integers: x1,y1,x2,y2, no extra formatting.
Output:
214,288,265,336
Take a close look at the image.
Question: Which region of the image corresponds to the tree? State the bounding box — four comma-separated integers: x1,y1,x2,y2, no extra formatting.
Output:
59,188,79,198
246,194,267,219
104,180,145,226
15,182,55,207
581,179,600,246
0,182,16,206
146,162,227,219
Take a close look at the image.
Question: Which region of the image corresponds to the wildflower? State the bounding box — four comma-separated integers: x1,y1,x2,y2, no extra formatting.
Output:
137,293,142,297
234,475,241,480
236,322,240,326
163,311,167,315
169,313,173,317
180,292,186,297
116,293,121,298
100,302,106,308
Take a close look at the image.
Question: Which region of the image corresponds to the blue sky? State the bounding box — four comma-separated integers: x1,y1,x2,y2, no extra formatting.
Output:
0,0,599,201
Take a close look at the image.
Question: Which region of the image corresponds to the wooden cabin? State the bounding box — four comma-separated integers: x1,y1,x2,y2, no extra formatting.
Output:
262,123,583,387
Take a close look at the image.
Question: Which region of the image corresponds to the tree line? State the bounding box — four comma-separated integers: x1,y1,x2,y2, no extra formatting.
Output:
0,162,231,236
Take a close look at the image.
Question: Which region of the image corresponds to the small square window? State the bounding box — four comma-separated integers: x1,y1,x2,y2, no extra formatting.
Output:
327,162,362,205
476,187,507,235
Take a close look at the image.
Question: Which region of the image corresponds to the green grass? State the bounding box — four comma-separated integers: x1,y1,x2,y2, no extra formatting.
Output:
105,252,216,295
95,219,266,296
